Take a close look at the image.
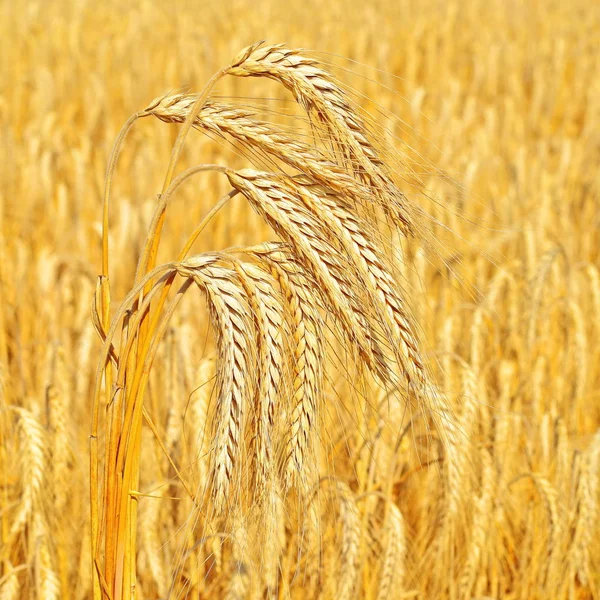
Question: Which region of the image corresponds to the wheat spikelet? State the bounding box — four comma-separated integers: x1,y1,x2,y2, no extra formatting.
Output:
209,535,224,578
449,363,480,517
225,512,252,600
34,516,61,600
584,264,600,339
258,480,285,596
526,473,562,589
147,97,374,213
528,248,562,353
494,360,517,479
74,526,91,600
567,300,587,408
47,347,72,514
299,491,323,598
554,417,569,495
290,176,426,387
429,384,463,520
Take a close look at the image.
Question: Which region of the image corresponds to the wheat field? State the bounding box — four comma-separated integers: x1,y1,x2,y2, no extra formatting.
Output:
1,0,599,599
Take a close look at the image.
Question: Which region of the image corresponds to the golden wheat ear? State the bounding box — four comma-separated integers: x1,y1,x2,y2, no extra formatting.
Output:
178,256,258,513
224,256,287,498
244,242,326,489
226,42,414,233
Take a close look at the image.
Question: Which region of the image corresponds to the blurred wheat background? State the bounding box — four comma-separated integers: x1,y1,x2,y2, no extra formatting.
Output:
1,0,599,599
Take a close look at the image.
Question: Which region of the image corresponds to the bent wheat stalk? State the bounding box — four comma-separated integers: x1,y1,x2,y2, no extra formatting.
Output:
91,41,456,600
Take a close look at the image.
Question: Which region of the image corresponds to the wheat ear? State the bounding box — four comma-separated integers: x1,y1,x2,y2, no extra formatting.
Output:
246,242,325,488
179,256,256,512
227,42,414,234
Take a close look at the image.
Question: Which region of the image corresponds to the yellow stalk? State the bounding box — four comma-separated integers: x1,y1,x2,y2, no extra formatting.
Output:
113,281,192,598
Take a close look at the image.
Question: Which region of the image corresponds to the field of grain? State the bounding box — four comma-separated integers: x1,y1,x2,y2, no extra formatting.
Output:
1,1,599,599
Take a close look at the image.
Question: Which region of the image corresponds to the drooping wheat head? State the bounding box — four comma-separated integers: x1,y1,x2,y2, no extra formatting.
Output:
91,40,460,600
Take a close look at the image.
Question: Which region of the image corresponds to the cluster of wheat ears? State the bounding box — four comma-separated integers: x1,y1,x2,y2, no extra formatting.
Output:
91,41,459,599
